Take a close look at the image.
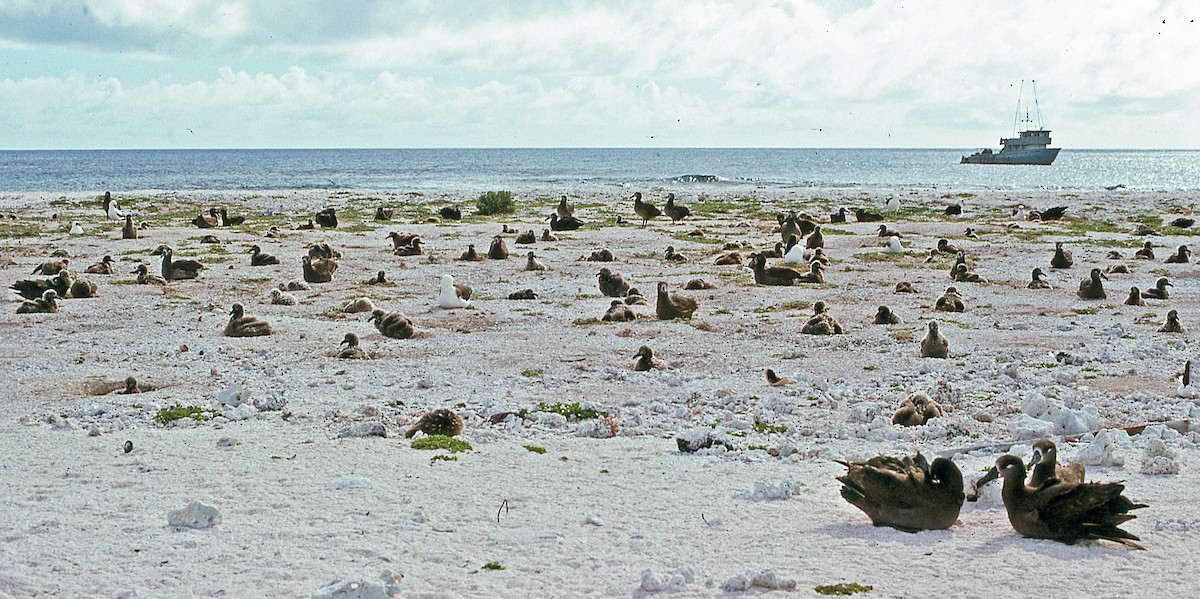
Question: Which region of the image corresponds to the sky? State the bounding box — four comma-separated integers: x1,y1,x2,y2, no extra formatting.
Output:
0,0,1197,149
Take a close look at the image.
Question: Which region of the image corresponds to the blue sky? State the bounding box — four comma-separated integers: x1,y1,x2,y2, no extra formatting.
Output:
0,0,1196,149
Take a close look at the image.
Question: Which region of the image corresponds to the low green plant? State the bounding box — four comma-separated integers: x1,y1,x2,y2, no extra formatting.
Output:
153,405,214,425
523,445,547,454
430,454,458,462
520,369,544,377
753,423,788,434
482,562,505,571
475,191,515,215
814,582,873,596
526,402,607,420
411,435,473,453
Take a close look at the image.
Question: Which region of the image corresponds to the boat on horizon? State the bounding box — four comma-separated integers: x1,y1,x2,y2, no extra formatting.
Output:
962,81,1060,166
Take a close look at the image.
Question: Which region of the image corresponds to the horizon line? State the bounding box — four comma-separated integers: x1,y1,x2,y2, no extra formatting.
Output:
2,146,1198,152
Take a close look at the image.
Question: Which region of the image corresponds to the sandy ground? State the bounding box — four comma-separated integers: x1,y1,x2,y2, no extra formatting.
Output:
2,186,1199,598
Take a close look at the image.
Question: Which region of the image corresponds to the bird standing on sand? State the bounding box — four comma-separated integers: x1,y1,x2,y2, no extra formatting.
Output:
1177,360,1196,398
224,303,272,337
102,192,123,220
556,195,575,218
663,193,691,222
122,214,137,239
437,275,472,309
632,192,661,228
920,321,949,358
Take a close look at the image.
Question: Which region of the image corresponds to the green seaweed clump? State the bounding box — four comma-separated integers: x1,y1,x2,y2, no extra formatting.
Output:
153,405,214,425
814,582,873,596
411,435,473,453
475,191,515,215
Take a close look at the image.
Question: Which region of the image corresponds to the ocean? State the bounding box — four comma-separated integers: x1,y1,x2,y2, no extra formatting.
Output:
1,148,1197,194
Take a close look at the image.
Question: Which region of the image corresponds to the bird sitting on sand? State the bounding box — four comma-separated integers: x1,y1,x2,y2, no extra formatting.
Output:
586,248,614,262
369,309,415,339
69,221,84,235
936,239,961,255
388,232,419,250
161,248,204,280
32,259,68,275
1077,268,1107,300
405,409,464,438
193,211,218,228
965,227,979,239
1105,263,1131,275
855,208,884,222
664,246,687,263
17,289,59,314
624,288,647,305
633,345,668,371
1177,360,1196,398
1024,439,1085,487
281,279,310,291
1027,268,1052,289
873,305,902,325
439,205,462,221
524,251,546,271
366,270,387,285
219,208,245,226
806,226,826,250
801,301,843,335
951,263,987,283
603,299,636,322
632,192,661,228
269,288,297,305
598,268,630,297
894,281,917,293
393,238,424,256
556,195,575,218
1170,216,1195,228
920,321,949,358
881,236,904,254
782,235,806,266
508,289,538,300
458,244,484,261
541,228,558,242
765,369,791,386
990,454,1145,549
663,193,691,222
714,251,742,266
249,245,280,266
1165,245,1192,264
132,264,166,286
830,207,848,223
1106,250,1124,260
12,270,71,300
1124,286,1146,306
748,253,804,286
684,278,716,290
1159,309,1187,333
224,303,272,337
796,261,825,284
807,247,830,265
877,224,902,238
836,453,964,532
549,213,584,231
761,241,785,259
1050,242,1073,269
85,256,116,275
656,281,697,320
374,206,394,221
302,255,336,284
488,236,509,259
436,275,472,309
1030,206,1068,221
1134,241,1156,260
515,230,536,244
945,201,963,216
1141,277,1172,300
69,277,98,298
343,297,376,313
336,333,370,359
122,214,138,239
200,234,220,244
935,287,965,312
892,392,943,426
102,192,123,220
314,208,337,228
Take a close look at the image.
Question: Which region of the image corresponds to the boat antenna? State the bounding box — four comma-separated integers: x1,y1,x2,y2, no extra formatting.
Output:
1031,80,1045,129
1012,80,1025,136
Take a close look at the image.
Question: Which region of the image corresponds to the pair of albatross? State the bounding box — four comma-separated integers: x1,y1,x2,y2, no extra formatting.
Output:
838,440,1145,549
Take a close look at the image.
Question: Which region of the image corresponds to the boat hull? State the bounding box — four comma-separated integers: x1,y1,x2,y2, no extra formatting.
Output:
961,148,1060,165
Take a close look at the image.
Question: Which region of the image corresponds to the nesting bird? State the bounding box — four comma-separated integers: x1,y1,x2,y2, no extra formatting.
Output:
69,277,98,298
336,333,369,359
920,321,949,358
224,303,272,337
855,208,884,222
936,238,961,255
991,454,1145,549
160,248,204,280
219,208,245,226
366,270,387,285
877,224,902,238
393,238,424,256
1027,268,1052,289
714,251,742,266
880,236,904,254
837,453,964,532
872,305,902,325
602,300,636,322
1141,277,1172,300
935,287,965,312
749,253,805,286
85,255,116,275
1159,309,1187,333
541,228,558,242
1124,286,1146,306
1050,242,1073,269
373,206,394,221
632,192,661,228
684,278,716,290
249,245,280,266
314,208,338,228
343,297,376,314
892,392,943,427
1177,360,1196,398
800,301,843,335
515,230,536,244
404,409,464,438
1134,241,1156,260
1165,244,1192,264
488,236,509,260
269,288,297,305
586,248,614,262
655,281,697,320
524,251,546,271
17,289,59,314
369,309,415,339
132,264,166,286
436,275,472,309
597,268,631,297
663,246,687,263
439,205,463,221
32,259,68,275
193,211,217,228
69,222,84,235
1077,268,1107,300
301,255,336,284
458,244,484,261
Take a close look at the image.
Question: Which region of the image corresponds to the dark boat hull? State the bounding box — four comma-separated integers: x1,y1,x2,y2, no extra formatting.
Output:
961,148,1060,165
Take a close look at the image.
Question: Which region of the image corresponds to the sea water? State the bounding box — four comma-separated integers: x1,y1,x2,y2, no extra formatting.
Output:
1,148,1197,193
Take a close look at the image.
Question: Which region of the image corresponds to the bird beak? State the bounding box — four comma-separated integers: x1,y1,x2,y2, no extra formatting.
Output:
1025,451,1040,470
1099,272,1109,280
967,466,1000,502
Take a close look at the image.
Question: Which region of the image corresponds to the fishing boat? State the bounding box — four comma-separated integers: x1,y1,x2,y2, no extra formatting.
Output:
962,81,1060,165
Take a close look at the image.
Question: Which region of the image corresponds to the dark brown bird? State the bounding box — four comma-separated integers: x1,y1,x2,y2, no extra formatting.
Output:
935,287,965,312
1032,206,1068,221
17,289,59,314
632,192,661,228
597,268,630,297
1028,268,1052,289
488,235,509,259
85,255,116,275
249,245,280,266
296,218,315,230
32,259,68,275
132,264,166,286
458,244,484,261
541,228,558,242
837,453,964,532
219,207,245,226
1134,241,1155,260
586,248,614,262
920,321,949,358
549,213,584,231
515,230,537,244
876,224,902,238
556,195,575,219
663,193,691,222
663,246,687,263
632,345,662,371
1165,244,1191,264
193,211,217,228
855,208,884,222
369,309,415,339
1077,268,1107,300
748,253,804,286
891,393,942,426
366,270,387,285
405,409,463,438
952,263,987,283
302,255,336,284
603,299,636,322
765,369,791,386
1169,217,1194,228
1026,439,1085,487
387,232,419,249
992,454,1145,549
936,239,961,255
684,278,716,290
830,207,847,223
160,248,204,281
714,251,742,265
1050,242,1073,269
1159,309,1187,333
224,303,272,337
655,281,697,320
1124,286,1146,306
873,305,902,325
393,238,423,256
439,205,462,221
1141,277,1172,300
122,214,138,239
69,277,98,298
796,261,825,284
801,301,843,335
894,281,917,293
374,206,394,221
806,226,825,249
337,333,370,359
314,208,338,228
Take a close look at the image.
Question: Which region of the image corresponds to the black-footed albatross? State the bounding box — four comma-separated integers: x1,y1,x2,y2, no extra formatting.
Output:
837,453,964,532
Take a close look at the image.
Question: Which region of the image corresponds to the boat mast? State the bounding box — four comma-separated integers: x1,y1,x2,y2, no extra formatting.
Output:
1012,80,1025,136
1031,80,1045,130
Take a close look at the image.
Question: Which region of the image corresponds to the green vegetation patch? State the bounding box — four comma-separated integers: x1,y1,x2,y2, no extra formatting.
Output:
475,191,516,215
481,562,505,571
523,444,547,454
525,402,608,420
520,369,544,377
153,404,216,425
753,423,788,434
411,435,473,453
814,582,873,596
